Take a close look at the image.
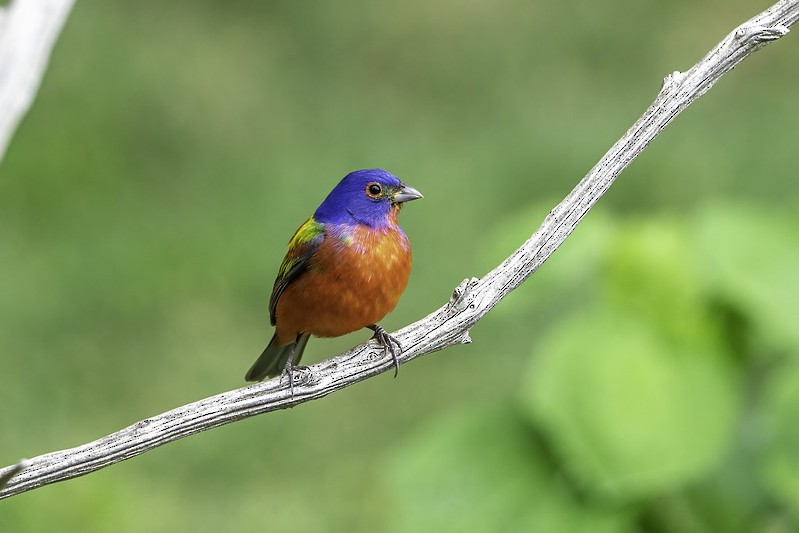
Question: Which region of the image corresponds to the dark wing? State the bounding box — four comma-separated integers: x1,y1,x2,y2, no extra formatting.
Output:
269,217,325,326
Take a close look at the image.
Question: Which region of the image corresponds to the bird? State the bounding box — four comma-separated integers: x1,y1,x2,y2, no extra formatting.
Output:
245,168,423,384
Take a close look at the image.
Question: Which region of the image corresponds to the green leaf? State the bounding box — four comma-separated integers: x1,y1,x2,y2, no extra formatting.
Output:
603,218,708,347
760,359,799,510
521,312,737,500
695,203,799,351
385,405,628,533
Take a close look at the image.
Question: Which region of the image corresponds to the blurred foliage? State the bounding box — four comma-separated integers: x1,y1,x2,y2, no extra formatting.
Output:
1,0,798,531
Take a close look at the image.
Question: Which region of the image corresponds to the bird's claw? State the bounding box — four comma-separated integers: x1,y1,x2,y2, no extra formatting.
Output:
280,363,310,398
369,325,402,378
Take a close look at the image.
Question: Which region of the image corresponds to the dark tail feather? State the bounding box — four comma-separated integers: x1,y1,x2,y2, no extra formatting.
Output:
245,333,310,382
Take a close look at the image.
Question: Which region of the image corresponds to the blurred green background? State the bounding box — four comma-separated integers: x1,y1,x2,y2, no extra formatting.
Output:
2,0,798,531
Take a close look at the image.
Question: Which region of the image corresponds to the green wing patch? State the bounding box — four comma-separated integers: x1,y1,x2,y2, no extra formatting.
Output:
269,217,325,325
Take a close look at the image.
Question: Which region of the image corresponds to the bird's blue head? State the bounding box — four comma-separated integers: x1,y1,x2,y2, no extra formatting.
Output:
314,169,423,228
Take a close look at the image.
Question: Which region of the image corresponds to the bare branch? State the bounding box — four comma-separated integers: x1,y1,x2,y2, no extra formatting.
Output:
0,459,29,491
1,0,797,500
0,0,75,162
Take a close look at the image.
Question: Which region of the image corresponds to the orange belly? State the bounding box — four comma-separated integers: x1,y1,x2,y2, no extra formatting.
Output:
274,224,411,343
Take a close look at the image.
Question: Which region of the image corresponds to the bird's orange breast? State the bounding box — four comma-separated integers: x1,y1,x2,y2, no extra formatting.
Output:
274,221,412,343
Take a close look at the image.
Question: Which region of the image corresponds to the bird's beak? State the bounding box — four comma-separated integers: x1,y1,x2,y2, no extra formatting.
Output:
392,184,424,204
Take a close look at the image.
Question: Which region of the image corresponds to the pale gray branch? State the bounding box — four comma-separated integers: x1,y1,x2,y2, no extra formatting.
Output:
0,0,75,162
0,459,29,491
1,0,797,500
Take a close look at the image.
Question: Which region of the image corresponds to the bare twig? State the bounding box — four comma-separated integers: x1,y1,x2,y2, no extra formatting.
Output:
0,0,75,162
1,0,797,501
0,459,28,491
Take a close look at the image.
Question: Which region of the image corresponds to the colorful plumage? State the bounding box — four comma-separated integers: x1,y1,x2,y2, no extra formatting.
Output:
245,169,423,383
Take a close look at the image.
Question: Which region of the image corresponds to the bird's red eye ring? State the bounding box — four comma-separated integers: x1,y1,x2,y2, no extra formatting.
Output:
365,182,382,198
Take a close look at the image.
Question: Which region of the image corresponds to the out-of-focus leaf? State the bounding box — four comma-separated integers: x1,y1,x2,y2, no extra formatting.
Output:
760,359,799,513
695,203,799,352
385,405,628,533
604,219,708,347
521,312,737,500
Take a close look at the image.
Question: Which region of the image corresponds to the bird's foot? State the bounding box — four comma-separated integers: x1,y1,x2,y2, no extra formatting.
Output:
279,360,310,398
368,324,402,378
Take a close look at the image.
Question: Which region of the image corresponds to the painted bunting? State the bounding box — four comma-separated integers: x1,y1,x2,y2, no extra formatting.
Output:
245,169,423,383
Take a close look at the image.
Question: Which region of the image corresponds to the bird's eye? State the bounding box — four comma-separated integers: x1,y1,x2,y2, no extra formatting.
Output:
365,182,382,198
